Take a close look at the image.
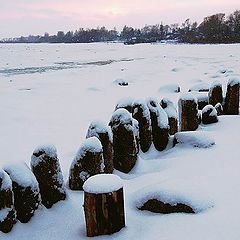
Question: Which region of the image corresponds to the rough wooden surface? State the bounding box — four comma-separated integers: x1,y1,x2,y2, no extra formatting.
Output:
224,82,239,115
84,188,125,237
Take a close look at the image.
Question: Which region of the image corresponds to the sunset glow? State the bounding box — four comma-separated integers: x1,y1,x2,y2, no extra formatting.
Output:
0,0,239,38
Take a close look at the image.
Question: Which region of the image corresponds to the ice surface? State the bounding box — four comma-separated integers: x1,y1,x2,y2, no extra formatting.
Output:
0,43,240,240
83,174,123,194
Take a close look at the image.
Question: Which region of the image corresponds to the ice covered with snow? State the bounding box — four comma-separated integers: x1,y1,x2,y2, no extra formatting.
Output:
174,131,215,148
83,174,123,194
0,43,240,240
4,163,39,189
158,83,180,93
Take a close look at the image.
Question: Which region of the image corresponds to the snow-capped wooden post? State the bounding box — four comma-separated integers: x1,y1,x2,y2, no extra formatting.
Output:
202,105,218,124
69,137,104,190
147,99,169,151
0,169,16,233
160,98,178,135
115,98,134,113
132,100,152,152
31,145,66,208
109,109,137,173
83,174,125,237
208,81,223,106
4,164,41,223
86,121,113,173
224,78,240,115
178,93,199,131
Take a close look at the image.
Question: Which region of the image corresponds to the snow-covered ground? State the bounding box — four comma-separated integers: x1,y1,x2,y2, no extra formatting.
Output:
0,43,239,240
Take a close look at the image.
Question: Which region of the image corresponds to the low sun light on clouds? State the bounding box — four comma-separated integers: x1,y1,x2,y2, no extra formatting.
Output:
0,0,239,38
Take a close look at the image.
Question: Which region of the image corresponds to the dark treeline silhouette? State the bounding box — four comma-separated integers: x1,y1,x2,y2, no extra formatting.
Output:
1,10,240,44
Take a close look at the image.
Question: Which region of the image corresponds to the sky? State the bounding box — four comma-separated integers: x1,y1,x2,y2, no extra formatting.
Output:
0,0,239,38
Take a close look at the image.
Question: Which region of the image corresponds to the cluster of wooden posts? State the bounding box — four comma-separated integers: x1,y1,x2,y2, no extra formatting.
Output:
0,78,239,236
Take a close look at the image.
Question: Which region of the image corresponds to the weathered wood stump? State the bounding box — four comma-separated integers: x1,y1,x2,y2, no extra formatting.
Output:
69,137,104,190
0,169,16,233
215,103,223,116
83,174,125,237
109,109,138,173
86,121,113,173
178,93,199,131
197,95,208,110
224,78,240,115
132,100,152,153
31,145,66,208
208,81,223,106
115,98,134,113
202,105,218,124
147,99,169,151
4,164,41,223
160,98,178,135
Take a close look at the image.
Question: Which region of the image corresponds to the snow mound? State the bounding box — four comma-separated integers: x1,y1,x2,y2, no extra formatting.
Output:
4,163,39,189
202,105,218,117
83,174,123,194
0,169,12,190
189,83,209,92
113,78,129,86
74,137,103,162
174,131,215,148
158,84,180,93
134,184,213,214
31,144,57,167
160,98,178,119
110,108,133,126
228,77,240,87
86,120,113,142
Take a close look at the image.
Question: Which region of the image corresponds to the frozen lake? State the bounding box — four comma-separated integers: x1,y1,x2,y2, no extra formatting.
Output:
0,43,240,240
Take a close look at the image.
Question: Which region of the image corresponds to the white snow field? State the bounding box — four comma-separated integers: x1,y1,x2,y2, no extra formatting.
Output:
0,43,240,240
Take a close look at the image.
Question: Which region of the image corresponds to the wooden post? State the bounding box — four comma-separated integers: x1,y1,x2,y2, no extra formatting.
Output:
147,99,169,151
31,145,66,208
0,169,16,233
224,78,240,115
109,109,137,173
160,98,178,135
178,93,199,131
69,137,104,190
132,100,152,153
86,121,114,173
83,174,125,237
202,105,218,124
208,81,223,106
115,98,134,113
4,164,41,223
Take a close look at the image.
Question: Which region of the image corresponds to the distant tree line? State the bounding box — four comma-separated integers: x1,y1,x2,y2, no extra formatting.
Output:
1,10,240,44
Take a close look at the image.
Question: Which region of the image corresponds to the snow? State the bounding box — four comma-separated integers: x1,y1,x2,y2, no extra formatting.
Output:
210,80,222,88
86,120,113,142
83,174,123,194
179,93,198,102
72,137,103,167
4,163,39,189
158,84,180,93
134,183,213,213
115,97,134,111
31,144,57,167
0,208,10,222
228,77,240,87
189,82,209,92
161,98,178,119
174,131,215,148
133,100,151,119
0,43,240,240
0,169,12,191
110,108,133,126
202,105,218,117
